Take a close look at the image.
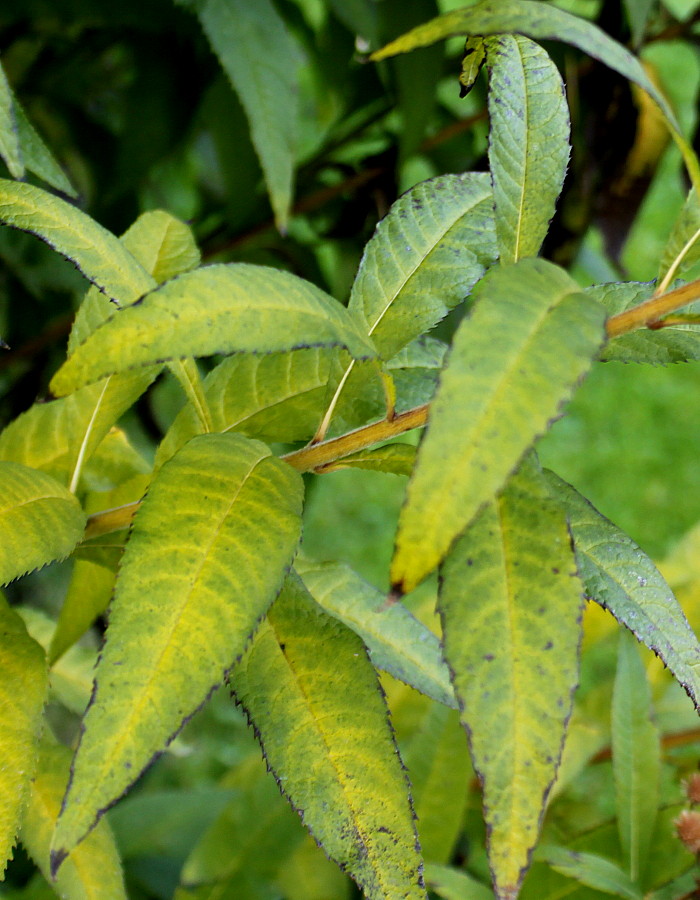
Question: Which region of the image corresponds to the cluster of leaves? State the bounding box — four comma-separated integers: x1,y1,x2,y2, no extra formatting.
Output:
1,1,700,900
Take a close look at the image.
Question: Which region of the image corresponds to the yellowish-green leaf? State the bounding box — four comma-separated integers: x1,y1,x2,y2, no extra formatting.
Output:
545,470,700,711
198,0,301,229
657,188,700,291
485,35,570,264
0,598,47,876
0,462,86,584
322,443,417,476
50,433,303,868
0,62,23,179
231,574,426,900
403,705,471,865
537,846,643,900
156,348,335,469
51,264,377,397
369,0,700,192
0,179,154,302
80,427,150,492
21,741,126,900
459,37,486,98
612,631,660,884
392,258,606,593
298,558,456,708
50,559,116,665
439,457,583,900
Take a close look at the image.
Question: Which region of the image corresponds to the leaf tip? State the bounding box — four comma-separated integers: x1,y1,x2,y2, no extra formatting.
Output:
49,846,67,879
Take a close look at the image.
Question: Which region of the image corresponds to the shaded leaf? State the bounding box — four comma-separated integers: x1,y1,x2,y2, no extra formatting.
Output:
545,470,700,710
623,0,655,48
232,574,426,900
425,864,493,900
0,178,154,303
439,457,583,900
0,598,47,876
485,34,570,263
612,631,660,884
320,443,416,475
22,741,127,900
50,433,303,866
298,558,455,708
13,100,76,197
198,0,302,229
51,264,377,396
0,62,23,179
459,37,486,98
538,846,643,900
369,0,700,190
49,558,116,664
0,462,85,584
392,257,606,593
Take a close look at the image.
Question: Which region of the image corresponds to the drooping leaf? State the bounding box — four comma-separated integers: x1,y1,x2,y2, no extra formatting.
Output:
319,443,416,475
369,0,700,191
589,281,700,363
348,172,496,361
0,462,85,584
612,631,660,884
50,433,303,867
403,704,471,865
439,457,583,900
622,0,655,48
297,558,456,709
0,598,47,876
459,36,487,98
231,574,426,900
392,258,606,593
0,179,154,302
155,348,335,469
0,62,23,179
198,0,302,229
424,864,493,900
537,846,643,900
50,264,377,397
657,188,700,288
21,741,127,900
485,34,570,264
545,470,700,710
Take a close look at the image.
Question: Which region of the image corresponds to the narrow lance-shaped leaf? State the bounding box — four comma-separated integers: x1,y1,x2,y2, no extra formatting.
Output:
545,470,700,710
485,35,570,264
198,0,301,229
51,264,378,397
0,597,47,876
612,631,660,884
439,457,583,900
21,740,127,900
50,433,303,868
13,99,76,197
297,558,456,709
231,574,426,900
0,462,85,584
325,173,496,433
369,0,700,191
0,62,23,178
0,178,154,302
657,188,700,289
392,257,606,594
537,846,644,900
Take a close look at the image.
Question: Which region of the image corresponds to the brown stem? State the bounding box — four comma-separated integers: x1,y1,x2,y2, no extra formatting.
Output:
605,276,700,338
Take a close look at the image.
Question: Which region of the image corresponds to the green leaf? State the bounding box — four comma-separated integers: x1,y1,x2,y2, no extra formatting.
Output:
485,35,570,263
297,558,456,708
50,433,303,867
348,172,496,361
537,846,644,900
392,258,606,593
50,558,116,664
0,63,23,179
13,100,76,197
321,443,417,475
612,631,660,884
368,0,700,192
231,574,426,900
459,37,487,98
0,178,154,302
590,281,700,363
21,741,127,900
439,457,583,900
0,598,47,876
424,864,493,900
657,188,700,289
0,462,86,584
155,348,335,469
50,264,377,397
545,470,700,710
403,705,471,865
198,0,302,229
622,0,655,48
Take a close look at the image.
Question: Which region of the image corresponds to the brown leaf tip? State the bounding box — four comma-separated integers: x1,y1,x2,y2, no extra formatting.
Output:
676,809,700,854
50,847,68,879
683,773,700,805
